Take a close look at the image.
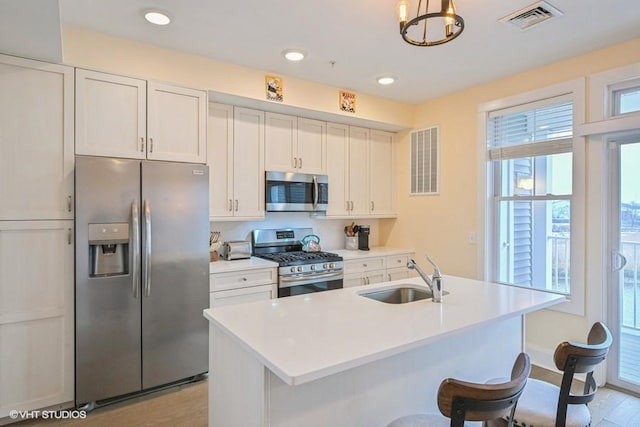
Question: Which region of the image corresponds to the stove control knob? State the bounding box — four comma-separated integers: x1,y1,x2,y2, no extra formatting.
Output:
297,266,303,272
310,265,316,270
323,263,328,269
329,263,335,269
290,267,295,273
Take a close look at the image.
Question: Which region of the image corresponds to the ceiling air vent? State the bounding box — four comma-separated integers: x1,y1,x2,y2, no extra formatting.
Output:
499,1,563,31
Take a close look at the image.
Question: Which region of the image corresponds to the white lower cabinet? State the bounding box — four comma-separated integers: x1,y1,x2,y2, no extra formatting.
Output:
0,221,74,417
342,252,415,288
209,266,277,308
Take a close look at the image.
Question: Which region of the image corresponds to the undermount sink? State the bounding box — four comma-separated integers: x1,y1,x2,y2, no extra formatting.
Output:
359,285,449,304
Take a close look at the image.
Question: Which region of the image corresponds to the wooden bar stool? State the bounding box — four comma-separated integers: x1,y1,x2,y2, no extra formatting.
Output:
388,352,531,427
487,322,612,427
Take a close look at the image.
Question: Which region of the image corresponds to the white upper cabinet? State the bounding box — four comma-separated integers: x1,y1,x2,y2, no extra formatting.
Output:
265,112,298,172
233,107,265,219
348,126,370,217
0,54,74,221
369,130,395,216
265,113,326,174
326,123,350,216
325,124,396,218
147,82,206,163
208,103,265,221
76,70,206,163
75,69,146,159
208,103,234,219
296,118,326,174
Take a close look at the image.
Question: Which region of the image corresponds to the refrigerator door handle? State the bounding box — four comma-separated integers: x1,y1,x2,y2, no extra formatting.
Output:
131,202,141,299
143,199,152,297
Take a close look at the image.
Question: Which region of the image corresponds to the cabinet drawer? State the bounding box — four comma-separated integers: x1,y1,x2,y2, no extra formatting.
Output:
210,284,275,308
385,254,412,270
343,257,385,274
209,268,276,292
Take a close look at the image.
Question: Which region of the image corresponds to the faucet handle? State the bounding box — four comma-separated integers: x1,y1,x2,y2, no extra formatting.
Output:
425,255,441,277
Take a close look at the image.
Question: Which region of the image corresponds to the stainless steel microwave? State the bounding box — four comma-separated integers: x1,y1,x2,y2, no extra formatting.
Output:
265,171,328,212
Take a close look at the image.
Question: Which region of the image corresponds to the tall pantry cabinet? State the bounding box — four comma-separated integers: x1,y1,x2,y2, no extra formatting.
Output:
0,54,75,417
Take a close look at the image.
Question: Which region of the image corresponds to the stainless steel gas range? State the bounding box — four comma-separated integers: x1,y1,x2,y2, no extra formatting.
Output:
251,228,343,297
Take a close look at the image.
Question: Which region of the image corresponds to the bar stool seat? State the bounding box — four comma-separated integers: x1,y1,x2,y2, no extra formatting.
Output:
387,353,531,427
487,322,612,427
507,378,590,427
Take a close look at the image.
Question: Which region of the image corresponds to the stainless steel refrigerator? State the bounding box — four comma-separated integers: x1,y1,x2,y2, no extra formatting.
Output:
75,156,209,405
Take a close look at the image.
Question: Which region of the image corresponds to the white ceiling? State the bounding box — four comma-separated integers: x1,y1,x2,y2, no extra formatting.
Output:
59,0,640,104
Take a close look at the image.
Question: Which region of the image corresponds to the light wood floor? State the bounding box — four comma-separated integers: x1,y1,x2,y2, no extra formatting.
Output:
11,368,640,427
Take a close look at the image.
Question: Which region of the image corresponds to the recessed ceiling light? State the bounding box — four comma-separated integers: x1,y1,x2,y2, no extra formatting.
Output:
144,10,172,26
282,49,306,62
377,76,396,85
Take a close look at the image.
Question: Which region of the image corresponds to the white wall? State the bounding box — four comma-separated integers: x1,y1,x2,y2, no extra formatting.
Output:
211,213,380,251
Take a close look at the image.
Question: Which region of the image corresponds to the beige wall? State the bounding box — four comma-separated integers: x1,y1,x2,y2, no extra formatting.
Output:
62,26,414,130
382,37,640,359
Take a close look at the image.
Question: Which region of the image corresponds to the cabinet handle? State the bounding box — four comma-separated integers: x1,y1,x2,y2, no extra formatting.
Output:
346,201,349,211
293,157,297,168
388,273,392,281
351,201,354,211
371,201,375,211
140,137,145,152
149,137,154,153
242,277,247,282
67,195,72,212
298,157,302,168
234,199,239,212
365,277,370,285
67,228,72,245
228,199,233,212
363,263,367,267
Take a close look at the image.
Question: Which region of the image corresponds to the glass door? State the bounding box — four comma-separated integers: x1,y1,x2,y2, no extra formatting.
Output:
608,137,640,392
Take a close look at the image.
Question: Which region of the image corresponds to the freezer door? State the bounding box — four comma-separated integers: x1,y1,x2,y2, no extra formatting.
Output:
75,156,142,404
141,161,209,389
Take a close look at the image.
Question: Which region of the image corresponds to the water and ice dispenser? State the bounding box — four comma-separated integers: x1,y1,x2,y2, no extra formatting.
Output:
88,223,129,277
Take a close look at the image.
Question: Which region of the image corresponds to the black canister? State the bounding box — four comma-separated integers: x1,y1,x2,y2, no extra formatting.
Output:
357,225,370,251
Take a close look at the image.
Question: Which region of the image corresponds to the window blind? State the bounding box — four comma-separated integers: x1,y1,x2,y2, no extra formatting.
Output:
487,96,573,160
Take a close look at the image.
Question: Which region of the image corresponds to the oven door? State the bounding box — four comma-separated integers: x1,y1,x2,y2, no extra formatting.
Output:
278,270,343,298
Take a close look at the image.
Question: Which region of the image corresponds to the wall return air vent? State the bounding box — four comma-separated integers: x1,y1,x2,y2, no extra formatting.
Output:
499,1,563,31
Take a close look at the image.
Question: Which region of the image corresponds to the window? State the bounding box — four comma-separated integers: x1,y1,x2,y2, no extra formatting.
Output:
612,78,640,116
487,96,574,294
410,126,439,195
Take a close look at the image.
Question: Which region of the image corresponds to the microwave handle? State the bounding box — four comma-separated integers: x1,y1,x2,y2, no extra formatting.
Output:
313,175,318,209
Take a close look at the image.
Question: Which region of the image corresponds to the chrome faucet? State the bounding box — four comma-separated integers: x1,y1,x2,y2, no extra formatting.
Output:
407,256,443,303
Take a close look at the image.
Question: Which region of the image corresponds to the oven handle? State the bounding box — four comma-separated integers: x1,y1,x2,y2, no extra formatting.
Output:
279,270,343,287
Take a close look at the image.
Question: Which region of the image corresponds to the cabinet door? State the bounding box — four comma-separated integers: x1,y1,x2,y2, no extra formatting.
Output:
147,82,207,163
348,126,370,216
369,130,396,216
0,55,74,220
325,123,350,217
343,273,367,288
208,103,234,219
265,112,297,172
0,221,74,417
233,108,265,219
297,118,326,174
366,271,386,286
75,69,146,159
386,268,410,282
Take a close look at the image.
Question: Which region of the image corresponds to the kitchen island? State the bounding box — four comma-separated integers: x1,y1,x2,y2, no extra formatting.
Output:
203,276,564,427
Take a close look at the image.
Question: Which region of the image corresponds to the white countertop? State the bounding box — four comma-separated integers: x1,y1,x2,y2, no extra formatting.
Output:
209,257,278,274
330,247,415,258
204,276,564,386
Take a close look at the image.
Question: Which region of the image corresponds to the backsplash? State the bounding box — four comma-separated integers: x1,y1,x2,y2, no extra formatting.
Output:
211,213,380,251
